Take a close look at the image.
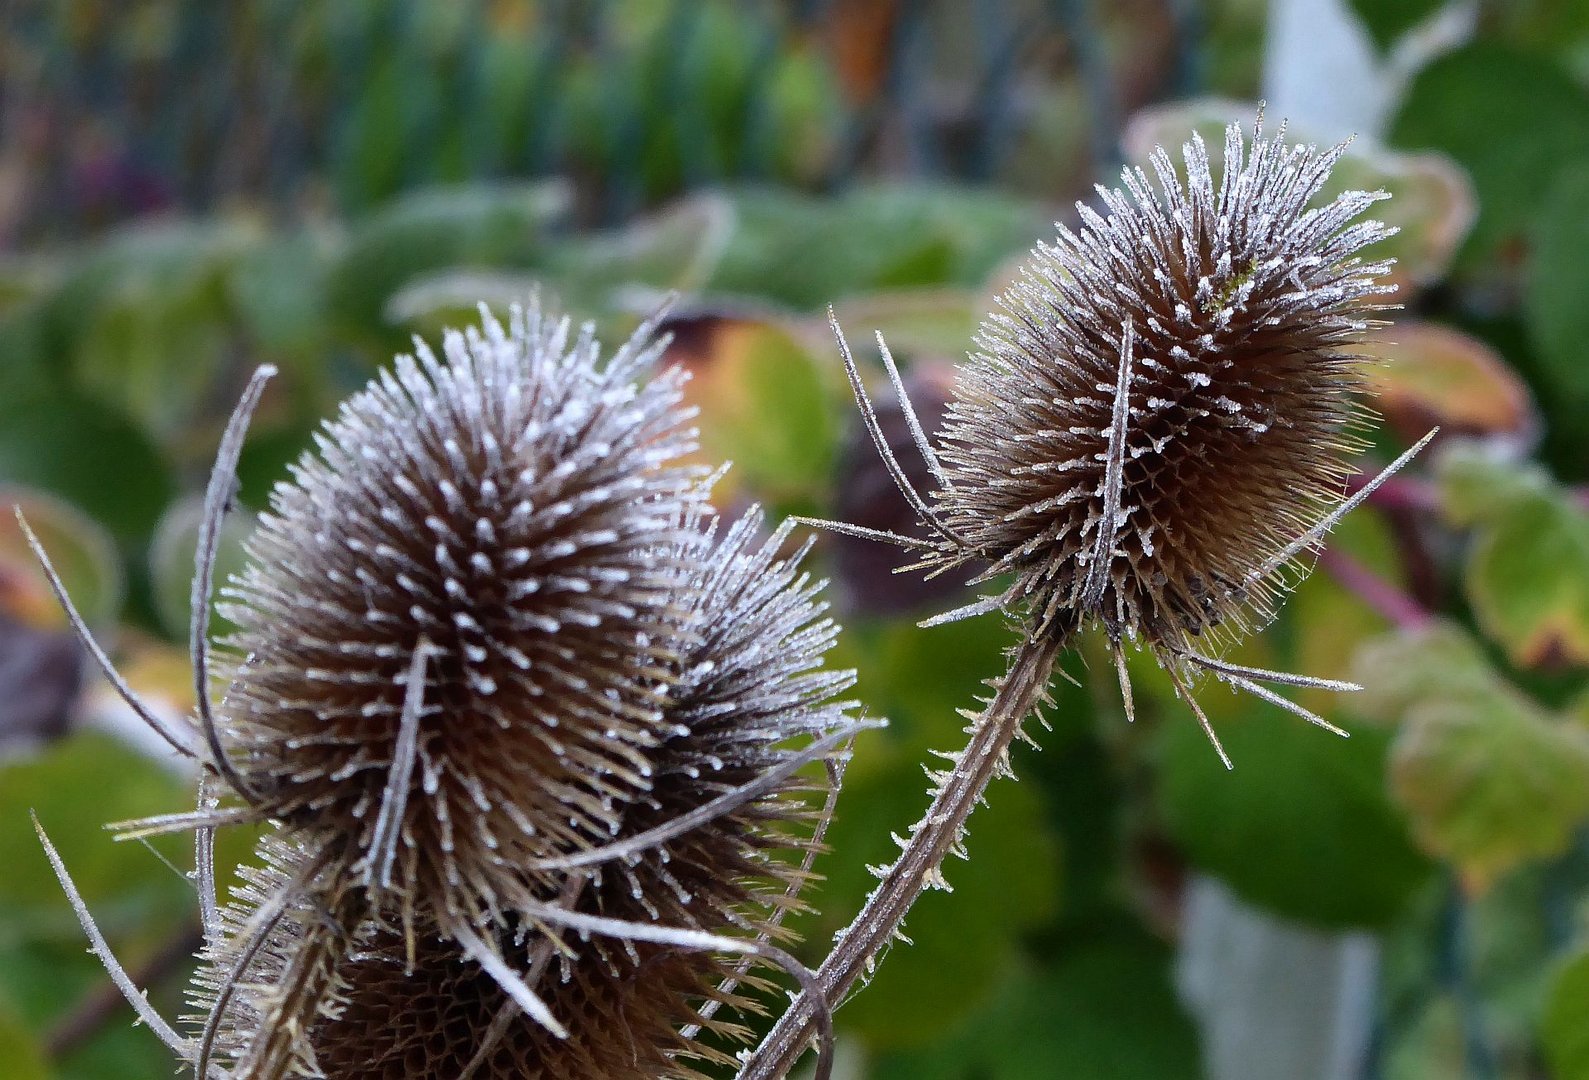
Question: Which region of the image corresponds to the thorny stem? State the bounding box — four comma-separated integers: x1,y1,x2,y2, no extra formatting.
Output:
737,632,1062,1079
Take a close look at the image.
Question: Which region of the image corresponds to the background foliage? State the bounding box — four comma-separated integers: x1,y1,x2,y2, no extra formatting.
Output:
1,1,1588,1078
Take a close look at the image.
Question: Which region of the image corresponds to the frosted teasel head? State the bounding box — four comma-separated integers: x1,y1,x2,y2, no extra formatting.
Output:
201,301,718,923
178,510,865,1079
818,116,1435,764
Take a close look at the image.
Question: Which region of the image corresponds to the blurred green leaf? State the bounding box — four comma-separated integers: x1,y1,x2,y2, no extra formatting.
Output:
1347,0,1445,52
0,733,192,911
0,487,123,629
225,229,335,365
1390,689,1589,888
1390,44,1589,272
1435,445,1589,667
1359,322,1536,445
1467,480,1589,669
873,924,1201,1079
1544,947,1589,1080
808,756,1061,1049
1434,442,1545,527
1351,623,1499,725
70,233,243,445
1158,699,1431,928
0,389,172,543
147,494,254,642
326,181,571,342
1526,162,1589,419
708,186,1042,310
0,998,49,1080
827,289,979,361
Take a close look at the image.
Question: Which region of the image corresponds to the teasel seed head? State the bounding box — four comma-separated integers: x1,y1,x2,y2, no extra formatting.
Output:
820,115,1431,765
215,301,708,924
190,508,864,1079
937,117,1395,645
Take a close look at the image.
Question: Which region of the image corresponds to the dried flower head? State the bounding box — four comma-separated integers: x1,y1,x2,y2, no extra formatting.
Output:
25,301,861,1079
177,509,859,1079
816,115,1430,764
220,303,709,923
743,116,1432,1077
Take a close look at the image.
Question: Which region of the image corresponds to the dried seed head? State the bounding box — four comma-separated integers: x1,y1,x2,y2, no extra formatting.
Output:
192,510,861,1079
933,118,1395,648
216,302,706,923
819,116,1417,767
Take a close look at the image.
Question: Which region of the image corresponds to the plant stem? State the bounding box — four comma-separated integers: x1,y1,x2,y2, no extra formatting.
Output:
736,631,1062,1079
1317,547,1433,632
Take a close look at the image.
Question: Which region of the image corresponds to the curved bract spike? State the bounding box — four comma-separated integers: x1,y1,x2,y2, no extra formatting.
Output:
15,508,199,761
192,364,278,805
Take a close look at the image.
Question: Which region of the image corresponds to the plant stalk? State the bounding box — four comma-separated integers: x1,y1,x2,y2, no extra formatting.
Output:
737,631,1061,1079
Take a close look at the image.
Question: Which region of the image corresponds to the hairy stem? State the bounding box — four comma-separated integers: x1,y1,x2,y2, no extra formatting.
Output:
737,632,1061,1079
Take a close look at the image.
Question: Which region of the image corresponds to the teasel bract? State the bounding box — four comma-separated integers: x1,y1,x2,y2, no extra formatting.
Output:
24,302,866,1079
740,115,1436,1078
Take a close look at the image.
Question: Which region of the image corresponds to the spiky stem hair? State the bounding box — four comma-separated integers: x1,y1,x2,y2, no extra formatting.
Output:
745,115,1432,1077
26,303,866,1080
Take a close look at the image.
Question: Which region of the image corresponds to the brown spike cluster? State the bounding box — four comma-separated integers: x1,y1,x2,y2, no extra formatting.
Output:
192,508,857,1079
932,120,1396,653
218,304,707,927
816,116,1418,765
738,117,1427,1077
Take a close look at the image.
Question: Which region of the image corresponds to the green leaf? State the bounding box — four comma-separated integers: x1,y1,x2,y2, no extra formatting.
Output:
1347,0,1445,52
1350,623,1500,725
0,733,193,912
1359,321,1536,443
0,487,123,628
1526,162,1589,417
827,289,979,361
326,181,571,343
0,999,49,1080
804,756,1061,1049
708,186,1042,310
1390,44,1589,272
1434,441,1547,527
1158,696,1432,928
225,229,334,366
872,924,1201,1079
147,494,254,641
1544,947,1589,1080
1389,689,1589,888
0,388,172,543
1465,481,1589,669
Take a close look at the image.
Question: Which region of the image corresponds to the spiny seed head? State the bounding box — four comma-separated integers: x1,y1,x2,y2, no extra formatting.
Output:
584,509,856,934
193,509,859,1079
216,301,706,923
931,117,1395,649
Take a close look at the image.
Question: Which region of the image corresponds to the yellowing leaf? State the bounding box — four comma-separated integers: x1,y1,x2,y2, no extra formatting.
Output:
1359,321,1537,445
1389,690,1589,889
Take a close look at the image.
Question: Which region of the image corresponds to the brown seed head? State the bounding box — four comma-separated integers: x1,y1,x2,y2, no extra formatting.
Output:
194,510,861,1079
216,302,706,924
931,118,1396,649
